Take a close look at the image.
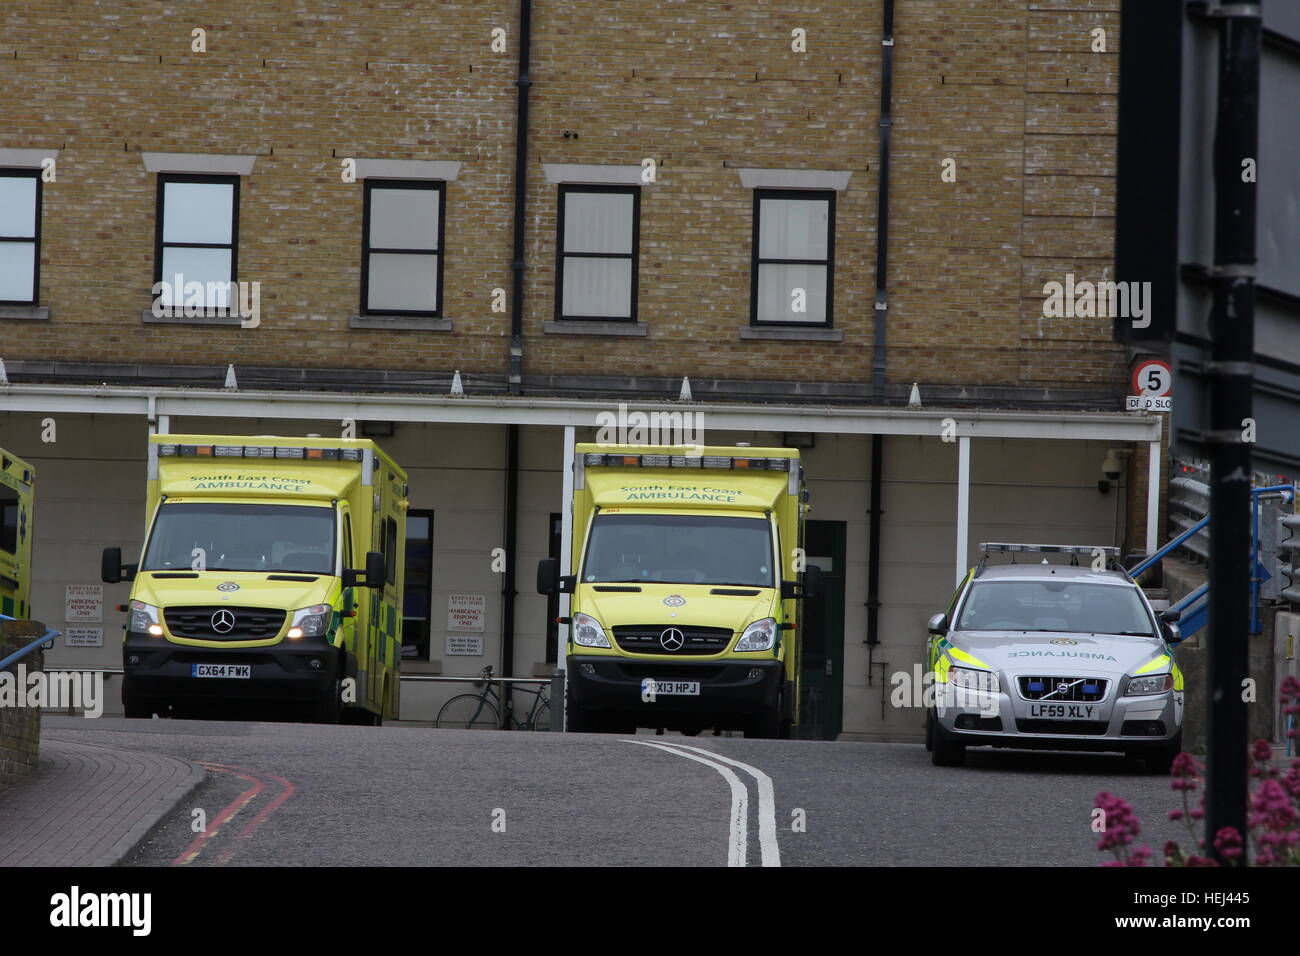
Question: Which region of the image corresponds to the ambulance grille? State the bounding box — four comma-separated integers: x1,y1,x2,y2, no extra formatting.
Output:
164,606,286,641
612,625,733,655
1018,676,1109,702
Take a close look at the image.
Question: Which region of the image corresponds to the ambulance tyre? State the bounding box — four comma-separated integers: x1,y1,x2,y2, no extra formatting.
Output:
124,694,155,719
342,707,379,726
311,677,343,724
566,702,596,732
930,722,966,767
924,709,935,752
1136,731,1182,775
744,703,782,739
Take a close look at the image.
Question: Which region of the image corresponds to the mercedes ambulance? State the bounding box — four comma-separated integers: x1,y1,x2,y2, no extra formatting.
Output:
0,447,36,622
102,434,407,723
539,444,819,737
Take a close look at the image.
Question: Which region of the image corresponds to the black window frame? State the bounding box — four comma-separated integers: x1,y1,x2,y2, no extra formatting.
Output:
360,178,446,318
749,187,836,328
153,172,240,314
0,168,43,307
554,183,641,322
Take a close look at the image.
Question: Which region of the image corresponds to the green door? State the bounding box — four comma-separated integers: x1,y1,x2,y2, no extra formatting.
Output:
797,520,846,740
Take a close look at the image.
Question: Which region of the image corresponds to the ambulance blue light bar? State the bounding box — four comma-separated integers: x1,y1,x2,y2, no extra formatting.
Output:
980,542,1119,557
158,444,360,461
583,452,790,471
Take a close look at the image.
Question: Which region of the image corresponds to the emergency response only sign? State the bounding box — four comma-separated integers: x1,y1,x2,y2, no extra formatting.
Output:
65,585,103,623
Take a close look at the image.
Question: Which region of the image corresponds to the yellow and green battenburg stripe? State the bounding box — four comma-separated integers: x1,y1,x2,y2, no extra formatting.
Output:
932,638,992,682
1133,653,1183,690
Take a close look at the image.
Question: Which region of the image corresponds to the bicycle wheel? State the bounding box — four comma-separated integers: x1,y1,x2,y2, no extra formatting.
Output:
436,694,500,729
529,701,551,731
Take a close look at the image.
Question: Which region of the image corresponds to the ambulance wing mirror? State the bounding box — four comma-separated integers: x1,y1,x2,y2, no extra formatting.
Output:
344,551,386,590
365,551,386,590
927,613,949,636
101,547,136,584
782,564,822,600
537,558,573,595
101,547,122,583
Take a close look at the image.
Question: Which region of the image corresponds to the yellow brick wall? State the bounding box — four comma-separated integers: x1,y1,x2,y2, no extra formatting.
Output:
0,0,1126,395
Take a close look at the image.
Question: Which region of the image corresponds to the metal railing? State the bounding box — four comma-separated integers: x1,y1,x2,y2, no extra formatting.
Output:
0,614,59,671
1281,513,1300,604
1133,474,1297,635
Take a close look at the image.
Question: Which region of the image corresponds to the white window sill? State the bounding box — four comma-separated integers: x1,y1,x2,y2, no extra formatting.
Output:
349,315,454,331
0,306,49,321
140,309,244,326
740,325,843,342
544,320,647,336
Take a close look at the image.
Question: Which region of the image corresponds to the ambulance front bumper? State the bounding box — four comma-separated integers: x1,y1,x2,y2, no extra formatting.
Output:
122,631,339,702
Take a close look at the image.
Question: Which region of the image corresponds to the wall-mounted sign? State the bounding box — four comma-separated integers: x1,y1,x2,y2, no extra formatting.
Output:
446,634,484,656
446,593,485,633
65,585,103,623
65,627,103,648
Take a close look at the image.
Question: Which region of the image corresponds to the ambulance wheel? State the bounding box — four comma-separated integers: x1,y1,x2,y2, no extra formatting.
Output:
744,705,782,739
124,695,155,719
311,678,342,724
931,722,966,767
342,707,379,726
1137,732,1182,775
925,709,935,752
566,702,596,732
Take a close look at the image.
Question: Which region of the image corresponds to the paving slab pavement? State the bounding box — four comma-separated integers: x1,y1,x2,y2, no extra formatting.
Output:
0,735,204,867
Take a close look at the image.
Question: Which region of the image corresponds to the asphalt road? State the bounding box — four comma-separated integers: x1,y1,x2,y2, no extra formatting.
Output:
43,717,1191,867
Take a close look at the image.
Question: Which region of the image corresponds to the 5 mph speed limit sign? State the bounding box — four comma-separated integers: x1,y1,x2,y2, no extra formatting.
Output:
1127,359,1172,412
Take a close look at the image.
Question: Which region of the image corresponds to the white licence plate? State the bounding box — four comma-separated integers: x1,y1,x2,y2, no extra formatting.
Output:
192,664,252,679
1028,702,1095,719
642,679,700,696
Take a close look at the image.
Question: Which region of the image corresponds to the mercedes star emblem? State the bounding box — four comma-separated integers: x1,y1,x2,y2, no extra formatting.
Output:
211,610,237,634
659,627,685,651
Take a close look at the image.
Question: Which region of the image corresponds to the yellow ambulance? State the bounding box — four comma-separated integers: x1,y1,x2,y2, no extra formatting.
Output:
0,448,36,622
539,444,819,737
102,435,407,723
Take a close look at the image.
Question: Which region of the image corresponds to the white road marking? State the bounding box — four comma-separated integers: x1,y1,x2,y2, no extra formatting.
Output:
653,742,781,867
627,740,749,867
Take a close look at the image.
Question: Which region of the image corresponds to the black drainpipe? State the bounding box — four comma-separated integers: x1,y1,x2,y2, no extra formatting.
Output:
866,0,896,665
500,423,520,726
871,0,896,403
508,0,533,396
498,0,532,724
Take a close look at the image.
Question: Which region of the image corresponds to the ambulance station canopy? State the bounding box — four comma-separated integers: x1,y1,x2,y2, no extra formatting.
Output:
0,384,1162,443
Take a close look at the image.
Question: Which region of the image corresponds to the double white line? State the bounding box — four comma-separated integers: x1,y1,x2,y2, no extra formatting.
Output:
625,740,780,867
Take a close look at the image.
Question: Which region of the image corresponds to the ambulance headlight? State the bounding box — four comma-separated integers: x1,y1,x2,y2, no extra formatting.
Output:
1126,674,1174,696
572,613,611,648
949,666,999,693
288,604,332,639
129,600,163,637
735,617,778,652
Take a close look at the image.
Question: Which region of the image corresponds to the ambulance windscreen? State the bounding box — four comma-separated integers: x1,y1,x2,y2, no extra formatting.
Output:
582,513,773,587
143,502,336,574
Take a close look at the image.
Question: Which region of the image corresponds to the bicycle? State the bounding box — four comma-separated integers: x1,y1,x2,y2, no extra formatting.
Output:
434,665,551,730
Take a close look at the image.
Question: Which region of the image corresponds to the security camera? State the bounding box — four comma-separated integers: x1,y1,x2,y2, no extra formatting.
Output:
1102,449,1125,481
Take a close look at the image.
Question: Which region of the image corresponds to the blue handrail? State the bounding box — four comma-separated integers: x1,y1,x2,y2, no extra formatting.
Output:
0,613,59,671
1130,482,1295,638
1130,516,1208,578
